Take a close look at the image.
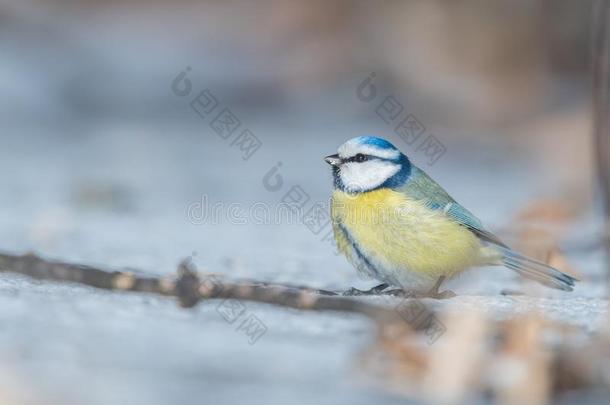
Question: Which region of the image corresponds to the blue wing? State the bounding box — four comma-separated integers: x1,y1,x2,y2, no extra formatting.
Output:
398,166,508,248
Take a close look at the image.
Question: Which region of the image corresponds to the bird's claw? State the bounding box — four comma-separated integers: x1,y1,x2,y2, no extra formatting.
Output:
380,289,420,298
343,282,456,300
381,288,456,300
342,283,390,296
429,290,456,300
341,287,368,296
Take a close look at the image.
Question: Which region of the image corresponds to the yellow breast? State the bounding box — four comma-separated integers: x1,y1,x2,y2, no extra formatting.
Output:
331,188,483,278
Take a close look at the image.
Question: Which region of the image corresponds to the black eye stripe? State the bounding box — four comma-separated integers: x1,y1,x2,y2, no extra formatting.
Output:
345,153,370,163
343,153,396,163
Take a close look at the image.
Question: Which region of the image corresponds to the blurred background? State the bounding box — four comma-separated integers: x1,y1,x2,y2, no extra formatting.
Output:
0,1,605,404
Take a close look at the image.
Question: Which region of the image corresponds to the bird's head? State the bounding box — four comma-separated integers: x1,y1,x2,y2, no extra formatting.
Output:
325,136,411,193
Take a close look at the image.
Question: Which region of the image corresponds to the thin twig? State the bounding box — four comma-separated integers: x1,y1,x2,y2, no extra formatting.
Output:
0,252,418,327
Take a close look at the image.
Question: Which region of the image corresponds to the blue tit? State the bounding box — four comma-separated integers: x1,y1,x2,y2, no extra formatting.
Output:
324,136,577,296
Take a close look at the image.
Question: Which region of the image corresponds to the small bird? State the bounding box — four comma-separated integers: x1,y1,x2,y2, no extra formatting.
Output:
325,136,577,297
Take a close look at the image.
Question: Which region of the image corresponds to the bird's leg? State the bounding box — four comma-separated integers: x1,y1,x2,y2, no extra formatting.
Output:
342,283,390,296
427,276,445,296
426,276,456,299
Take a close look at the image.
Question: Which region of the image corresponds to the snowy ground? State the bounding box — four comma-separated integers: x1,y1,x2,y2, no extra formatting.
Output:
0,119,606,404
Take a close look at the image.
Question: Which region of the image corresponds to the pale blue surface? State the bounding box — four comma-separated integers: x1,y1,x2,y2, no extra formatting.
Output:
0,121,606,404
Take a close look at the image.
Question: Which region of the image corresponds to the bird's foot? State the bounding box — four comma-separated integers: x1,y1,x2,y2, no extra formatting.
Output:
342,283,389,296
343,277,457,300
500,289,524,296
428,289,456,300
368,283,390,294
380,289,421,298
424,276,456,300
381,288,456,300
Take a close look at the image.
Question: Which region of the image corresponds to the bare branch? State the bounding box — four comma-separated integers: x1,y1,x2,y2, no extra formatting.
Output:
0,252,416,327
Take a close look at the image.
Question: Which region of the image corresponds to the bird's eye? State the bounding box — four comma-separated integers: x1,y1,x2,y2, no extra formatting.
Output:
354,154,368,162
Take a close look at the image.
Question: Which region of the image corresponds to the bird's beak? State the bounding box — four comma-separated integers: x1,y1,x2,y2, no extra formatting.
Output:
324,154,342,166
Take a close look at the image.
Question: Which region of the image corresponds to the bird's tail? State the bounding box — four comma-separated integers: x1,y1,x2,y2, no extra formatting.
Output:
498,248,578,292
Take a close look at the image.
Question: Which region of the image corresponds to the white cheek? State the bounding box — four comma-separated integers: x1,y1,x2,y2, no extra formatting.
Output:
339,161,401,192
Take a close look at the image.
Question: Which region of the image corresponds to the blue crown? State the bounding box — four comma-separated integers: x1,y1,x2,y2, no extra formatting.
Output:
356,136,398,151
